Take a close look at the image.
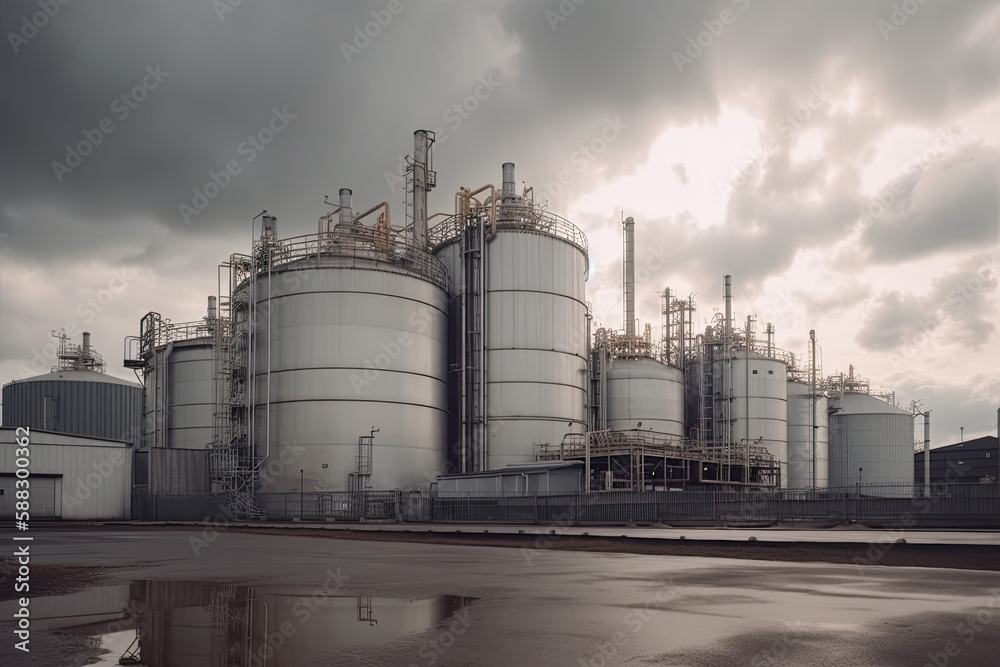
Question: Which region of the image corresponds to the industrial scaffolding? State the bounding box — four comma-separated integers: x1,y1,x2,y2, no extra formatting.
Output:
538,429,780,491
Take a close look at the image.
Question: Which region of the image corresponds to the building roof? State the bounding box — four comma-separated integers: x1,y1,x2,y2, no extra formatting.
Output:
4,369,141,388
914,436,999,458
438,460,583,479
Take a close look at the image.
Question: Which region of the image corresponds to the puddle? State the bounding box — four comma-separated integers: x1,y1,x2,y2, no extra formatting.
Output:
0,581,474,666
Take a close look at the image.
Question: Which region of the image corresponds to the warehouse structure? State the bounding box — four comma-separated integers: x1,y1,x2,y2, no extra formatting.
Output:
914,435,999,485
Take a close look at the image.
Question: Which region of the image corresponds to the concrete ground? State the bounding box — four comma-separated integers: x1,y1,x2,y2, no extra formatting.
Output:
2,526,1000,666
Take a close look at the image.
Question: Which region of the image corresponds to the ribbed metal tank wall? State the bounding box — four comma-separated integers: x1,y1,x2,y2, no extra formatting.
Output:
2,370,143,445
716,352,788,486
252,256,449,493
484,230,589,467
143,338,216,450
786,380,829,489
606,357,684,436
829,391,914,495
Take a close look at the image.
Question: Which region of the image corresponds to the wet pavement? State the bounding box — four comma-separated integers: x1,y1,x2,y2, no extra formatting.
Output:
1,527,999,666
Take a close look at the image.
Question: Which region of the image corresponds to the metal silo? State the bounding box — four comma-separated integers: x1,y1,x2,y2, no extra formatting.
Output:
131,304,218,451
430,162,589,471
786,380,829,489
829,383,914,496
3,332,142,445
244,193,450,493
606,357,685,435
719,350,788,485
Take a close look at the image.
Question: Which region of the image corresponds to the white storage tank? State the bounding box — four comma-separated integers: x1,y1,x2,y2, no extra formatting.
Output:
606,357,684,436
139,312,217,451
430,164,589,470
251,203,450,493
786,380,829,488
716,351,788,486
829,391,914,495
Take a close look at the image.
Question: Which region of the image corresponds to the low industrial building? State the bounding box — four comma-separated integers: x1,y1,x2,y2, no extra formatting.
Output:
0,427,133,520
914,435,999,485
436,461,585,496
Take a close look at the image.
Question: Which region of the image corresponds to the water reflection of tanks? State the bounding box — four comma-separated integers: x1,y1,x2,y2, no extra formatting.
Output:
598,216,684,437
131,580,473,667
431,161,590,471
827,366,914,495
247,152,450,492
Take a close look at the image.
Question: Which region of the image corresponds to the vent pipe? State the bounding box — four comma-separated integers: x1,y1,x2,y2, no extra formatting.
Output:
502,162,516,202
339,188,353,227
724,274,733,336
413,130,431,249
624,217,636,339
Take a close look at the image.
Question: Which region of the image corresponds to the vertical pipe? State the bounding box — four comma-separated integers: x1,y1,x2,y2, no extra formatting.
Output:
82,331,91,353
339,188,353,227
207,296,217,320
809,329,817,488
664,288,671,365
677,298,685,368
724,274,733,336
414,131,430,249
501,162,516,201
924,410,931,497
624,217,635,339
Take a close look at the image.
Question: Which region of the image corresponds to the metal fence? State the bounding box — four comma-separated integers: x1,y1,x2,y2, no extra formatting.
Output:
133,484,1000,527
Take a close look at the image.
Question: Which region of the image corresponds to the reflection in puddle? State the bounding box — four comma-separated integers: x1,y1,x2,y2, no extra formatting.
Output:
1,581,473,666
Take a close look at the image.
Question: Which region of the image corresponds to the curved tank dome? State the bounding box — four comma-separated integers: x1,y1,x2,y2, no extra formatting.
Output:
2,369,143,445
606,357,684,437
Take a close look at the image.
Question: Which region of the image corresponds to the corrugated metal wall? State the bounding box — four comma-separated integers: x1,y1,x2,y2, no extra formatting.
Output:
2,378,143,446
148,447,210,495
0,429,132,520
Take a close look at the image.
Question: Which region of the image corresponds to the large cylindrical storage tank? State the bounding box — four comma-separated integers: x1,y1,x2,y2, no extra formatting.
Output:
252,236,450,493
786,380,829,489
829,392,913,495
484,229,589,467
433,218,589,469
143,334,216,450
2,370,143,445
717,352,788,486
606,357,684,436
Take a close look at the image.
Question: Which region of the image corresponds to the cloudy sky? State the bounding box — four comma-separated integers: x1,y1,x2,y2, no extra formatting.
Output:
1,0,997,445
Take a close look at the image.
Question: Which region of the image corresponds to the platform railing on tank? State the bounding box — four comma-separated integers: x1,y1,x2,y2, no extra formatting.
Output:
258,231,450,290
427,206,589,256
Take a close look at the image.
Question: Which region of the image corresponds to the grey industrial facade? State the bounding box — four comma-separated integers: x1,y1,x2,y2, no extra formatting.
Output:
914,436,999,485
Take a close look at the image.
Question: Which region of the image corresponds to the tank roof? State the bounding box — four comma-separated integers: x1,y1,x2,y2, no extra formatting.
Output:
4,369,141,389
